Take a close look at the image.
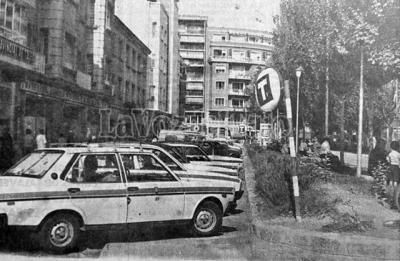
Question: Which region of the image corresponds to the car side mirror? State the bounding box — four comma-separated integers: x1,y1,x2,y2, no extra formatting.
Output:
51,173,58,180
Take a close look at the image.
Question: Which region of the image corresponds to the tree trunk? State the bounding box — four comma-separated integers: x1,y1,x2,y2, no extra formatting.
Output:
340,98,345,165
325,41,330,137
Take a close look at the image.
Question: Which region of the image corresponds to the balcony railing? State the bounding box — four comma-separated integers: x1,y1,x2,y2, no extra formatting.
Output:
229,89,249,96
0,34,46,73
180,51,204,59
210,55,266,65
228,72,251,80
186,96,204,104
180,35,205,43
186,77,204,82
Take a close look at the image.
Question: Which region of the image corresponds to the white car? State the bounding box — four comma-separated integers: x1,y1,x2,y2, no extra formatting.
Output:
0,146,236,253
163,143,243,169
96,142,244,204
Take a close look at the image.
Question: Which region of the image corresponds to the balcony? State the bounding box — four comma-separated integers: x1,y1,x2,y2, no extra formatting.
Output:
228,72,251,80
186,83,204,90
0,35,45,74
180,50,204,59
186,77,204,82
229,89,249,97
209,55,266,65
186,96,204,104
180,35,205,43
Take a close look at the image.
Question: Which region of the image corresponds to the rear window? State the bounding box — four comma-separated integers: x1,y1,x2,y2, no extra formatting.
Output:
3,151,63,178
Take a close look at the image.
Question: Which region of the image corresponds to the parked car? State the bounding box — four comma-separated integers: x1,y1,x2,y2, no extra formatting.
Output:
98,142,243,201
196,140,242,159
0,146,236,253
161,142,242,169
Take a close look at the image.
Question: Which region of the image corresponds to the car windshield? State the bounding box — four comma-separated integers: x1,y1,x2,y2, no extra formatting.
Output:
2,151,63,178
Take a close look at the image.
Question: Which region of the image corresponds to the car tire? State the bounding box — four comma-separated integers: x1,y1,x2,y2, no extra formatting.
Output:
38,213,81,254
394,185,400,212
191,201,222,237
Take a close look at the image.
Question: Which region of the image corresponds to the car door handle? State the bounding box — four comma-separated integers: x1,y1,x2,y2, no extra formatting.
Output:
127,186,139,192
68,188,80,193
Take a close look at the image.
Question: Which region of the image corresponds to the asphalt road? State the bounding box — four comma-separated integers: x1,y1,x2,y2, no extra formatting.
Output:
0,189,256,260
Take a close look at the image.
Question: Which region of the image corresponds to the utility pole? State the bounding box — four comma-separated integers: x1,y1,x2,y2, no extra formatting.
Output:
284,80,301,221
356,46,364,177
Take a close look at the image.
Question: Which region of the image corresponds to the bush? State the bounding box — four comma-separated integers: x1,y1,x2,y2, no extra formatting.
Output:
247,144,335,216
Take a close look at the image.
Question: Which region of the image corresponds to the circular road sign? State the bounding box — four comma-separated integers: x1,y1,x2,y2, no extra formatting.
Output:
255,68,281,112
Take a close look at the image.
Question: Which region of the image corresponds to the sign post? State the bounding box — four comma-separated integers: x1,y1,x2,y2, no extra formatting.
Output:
284,80,301,221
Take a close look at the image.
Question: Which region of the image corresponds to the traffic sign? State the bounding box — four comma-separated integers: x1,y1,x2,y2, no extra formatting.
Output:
255,68,281,112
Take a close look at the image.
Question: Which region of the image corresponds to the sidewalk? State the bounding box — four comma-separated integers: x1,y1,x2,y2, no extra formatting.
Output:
244,149,400,261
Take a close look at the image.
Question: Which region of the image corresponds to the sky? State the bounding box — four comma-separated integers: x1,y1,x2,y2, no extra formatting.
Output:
178,0,280,31
115,0,280,45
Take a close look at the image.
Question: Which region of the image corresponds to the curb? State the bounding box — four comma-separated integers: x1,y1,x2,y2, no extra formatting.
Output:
243,148,400,261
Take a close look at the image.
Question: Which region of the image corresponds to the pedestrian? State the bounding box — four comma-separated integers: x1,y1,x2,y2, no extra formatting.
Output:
36,129,47,149
23,128,35,155
368,138,387,174
386,141,400,187
298,139,308,156
0,127,14,171
57,133,67,144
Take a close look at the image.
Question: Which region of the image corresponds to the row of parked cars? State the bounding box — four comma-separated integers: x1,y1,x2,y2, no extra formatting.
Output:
0,140,243,253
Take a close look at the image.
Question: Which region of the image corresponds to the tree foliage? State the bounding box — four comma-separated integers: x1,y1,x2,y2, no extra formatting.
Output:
272,0,400,139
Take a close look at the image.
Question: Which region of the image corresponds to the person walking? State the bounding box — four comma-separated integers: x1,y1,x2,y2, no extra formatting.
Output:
386,141,400,187
23,129,35,155
36,129,47,149
0,127,14,171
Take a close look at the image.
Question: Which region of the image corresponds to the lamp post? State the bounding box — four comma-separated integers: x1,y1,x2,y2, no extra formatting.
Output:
295,66,304,153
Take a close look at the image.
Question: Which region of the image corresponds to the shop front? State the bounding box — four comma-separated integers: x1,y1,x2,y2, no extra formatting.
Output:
17,80,105,147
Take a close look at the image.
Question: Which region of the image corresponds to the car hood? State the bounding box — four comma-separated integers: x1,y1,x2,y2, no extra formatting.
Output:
184,163,237,176
189,160,242,169
208,155,243,163
174,170,241,191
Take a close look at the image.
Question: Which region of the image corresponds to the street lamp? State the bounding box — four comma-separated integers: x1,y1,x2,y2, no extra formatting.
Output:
295,66,304,154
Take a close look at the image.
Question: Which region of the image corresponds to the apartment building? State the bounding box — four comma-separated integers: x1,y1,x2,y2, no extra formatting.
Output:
178,15,208,131
116,0,181,116
206,27,273,138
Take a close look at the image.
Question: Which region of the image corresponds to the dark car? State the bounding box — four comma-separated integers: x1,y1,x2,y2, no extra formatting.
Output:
195,141,242,158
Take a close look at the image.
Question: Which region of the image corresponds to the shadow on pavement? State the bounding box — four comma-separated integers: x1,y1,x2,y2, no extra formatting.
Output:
0,214,242,255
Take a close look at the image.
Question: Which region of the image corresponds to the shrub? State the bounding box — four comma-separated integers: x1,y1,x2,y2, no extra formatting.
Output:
247,144,335,216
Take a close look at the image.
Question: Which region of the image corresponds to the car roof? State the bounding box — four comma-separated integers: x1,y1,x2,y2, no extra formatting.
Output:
41,144,145,154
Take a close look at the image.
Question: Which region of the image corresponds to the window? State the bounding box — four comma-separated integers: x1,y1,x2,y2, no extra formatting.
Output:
216,81,225,90
121,154,175,182
232,99,244,108
232,82,244,92
215,98,224,106
3,151,63,178
64,33,76,70
0,0,27,36
126,45,131,67
40,28,49,62
65,154,122,183
215,65,225,74
105,3,112,29
152,22,157,37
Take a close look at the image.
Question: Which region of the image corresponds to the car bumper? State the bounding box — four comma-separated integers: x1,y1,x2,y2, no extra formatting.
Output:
235,190,244,201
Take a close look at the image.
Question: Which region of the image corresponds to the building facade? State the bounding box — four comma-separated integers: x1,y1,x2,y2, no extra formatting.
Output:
206,27,273,138
178,15,208,131
115,0,182,116
0,0,150,162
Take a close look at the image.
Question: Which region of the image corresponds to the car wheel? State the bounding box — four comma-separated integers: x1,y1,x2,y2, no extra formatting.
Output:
394,185,400,212
38,213,81,254
191,201,222,237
